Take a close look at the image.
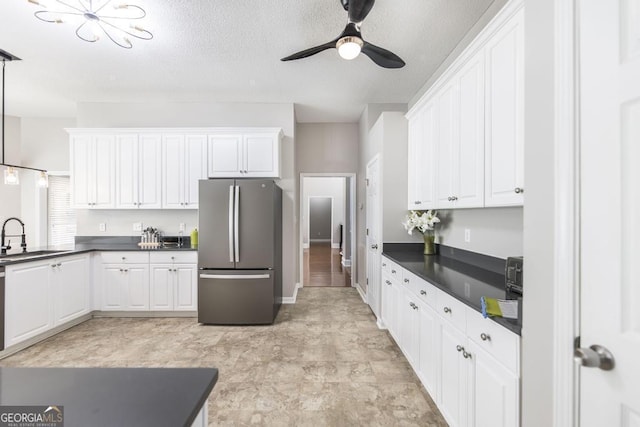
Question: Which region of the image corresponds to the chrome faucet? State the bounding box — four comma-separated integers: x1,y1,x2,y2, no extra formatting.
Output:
1,217,27,256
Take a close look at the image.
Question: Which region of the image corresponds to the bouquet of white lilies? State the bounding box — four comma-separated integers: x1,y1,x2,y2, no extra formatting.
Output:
403,210,440,235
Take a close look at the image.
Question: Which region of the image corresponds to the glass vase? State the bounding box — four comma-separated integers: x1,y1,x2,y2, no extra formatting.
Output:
423,230,436,255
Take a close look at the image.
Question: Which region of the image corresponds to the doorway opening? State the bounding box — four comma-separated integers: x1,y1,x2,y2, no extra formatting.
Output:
300,174,356,288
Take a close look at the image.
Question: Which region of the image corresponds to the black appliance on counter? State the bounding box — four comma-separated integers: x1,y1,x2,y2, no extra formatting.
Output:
505,256,523,295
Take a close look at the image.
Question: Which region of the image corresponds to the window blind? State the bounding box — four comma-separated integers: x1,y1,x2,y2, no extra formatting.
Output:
48,175,76,246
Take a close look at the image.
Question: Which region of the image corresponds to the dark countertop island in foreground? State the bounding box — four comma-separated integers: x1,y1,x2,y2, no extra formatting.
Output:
0,367,218,427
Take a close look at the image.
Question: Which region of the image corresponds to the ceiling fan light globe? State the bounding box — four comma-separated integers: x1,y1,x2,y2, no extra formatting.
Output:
337,36,363,60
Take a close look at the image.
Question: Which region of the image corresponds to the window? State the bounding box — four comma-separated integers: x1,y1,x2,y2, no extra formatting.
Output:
47,175,76,246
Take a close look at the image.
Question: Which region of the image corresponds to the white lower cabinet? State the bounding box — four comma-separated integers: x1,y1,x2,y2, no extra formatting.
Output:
150,252,197,311
5,254,90,349
380,256,520,427
99,251,197,312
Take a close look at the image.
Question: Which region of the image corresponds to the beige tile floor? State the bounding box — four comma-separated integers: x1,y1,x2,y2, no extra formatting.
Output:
0,287,447,426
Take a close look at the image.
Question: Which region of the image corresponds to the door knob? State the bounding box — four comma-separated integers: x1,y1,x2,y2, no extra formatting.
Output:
574,344,615,371
370,244,378,250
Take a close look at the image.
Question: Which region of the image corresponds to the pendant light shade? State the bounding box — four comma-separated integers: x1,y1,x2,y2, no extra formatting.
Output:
4,166,19,185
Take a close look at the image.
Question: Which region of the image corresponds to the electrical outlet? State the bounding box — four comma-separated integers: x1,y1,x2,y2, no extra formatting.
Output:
133,222,143,232
464,228,471,243
179,223,186,232
99,223,106,232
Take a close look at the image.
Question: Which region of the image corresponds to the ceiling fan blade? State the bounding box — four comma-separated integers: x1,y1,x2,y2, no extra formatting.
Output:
281,41,336,61
361,42,405,68
348,0,375,23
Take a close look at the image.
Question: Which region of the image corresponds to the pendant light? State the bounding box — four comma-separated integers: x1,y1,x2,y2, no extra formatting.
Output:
0,48,49,188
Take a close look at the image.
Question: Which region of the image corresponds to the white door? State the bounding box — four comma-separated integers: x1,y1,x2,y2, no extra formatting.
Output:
174,265,197,311
244,134,278,177
125,265,149,310
578,1,640,425
53,255,90,324
366,155,382,318
208,135,242,177
150,265,173,310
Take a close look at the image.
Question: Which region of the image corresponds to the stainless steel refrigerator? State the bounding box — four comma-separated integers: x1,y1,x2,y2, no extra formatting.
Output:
197,179,282,324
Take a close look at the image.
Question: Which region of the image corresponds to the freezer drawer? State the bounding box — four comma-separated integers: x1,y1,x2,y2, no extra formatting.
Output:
198,270,276,325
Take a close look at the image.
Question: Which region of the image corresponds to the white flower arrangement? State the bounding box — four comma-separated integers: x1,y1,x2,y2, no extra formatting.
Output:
403,210,440,235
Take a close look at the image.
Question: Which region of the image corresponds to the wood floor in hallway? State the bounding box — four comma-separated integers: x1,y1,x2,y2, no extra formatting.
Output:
303,241,351,287
0,287,447,426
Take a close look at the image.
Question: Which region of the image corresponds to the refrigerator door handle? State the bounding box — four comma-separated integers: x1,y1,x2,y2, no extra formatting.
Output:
234,185,240,263
228,185,234,263
200,274,270,280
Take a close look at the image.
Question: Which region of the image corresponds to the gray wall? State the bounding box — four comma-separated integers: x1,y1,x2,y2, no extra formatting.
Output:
21,117,76,171
309,198,332,240
75,101,298,299
301,177,346,246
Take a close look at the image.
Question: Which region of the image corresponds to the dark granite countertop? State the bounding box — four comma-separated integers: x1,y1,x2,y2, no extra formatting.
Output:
0,367,218,427
383,244,522,335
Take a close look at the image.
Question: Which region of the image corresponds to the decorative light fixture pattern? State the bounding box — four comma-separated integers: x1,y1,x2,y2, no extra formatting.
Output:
27,0,153,49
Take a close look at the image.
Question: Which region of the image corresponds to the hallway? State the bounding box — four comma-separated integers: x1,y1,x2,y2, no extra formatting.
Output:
303,242,351,287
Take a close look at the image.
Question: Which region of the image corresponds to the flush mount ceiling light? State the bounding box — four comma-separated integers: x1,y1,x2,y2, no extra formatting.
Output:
1,49,48,188
27,0,153,49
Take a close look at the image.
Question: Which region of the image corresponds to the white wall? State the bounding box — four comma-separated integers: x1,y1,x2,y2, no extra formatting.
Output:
0,116,22,226
301,177,345,247
21,117,76,171
75,101,298,299
521,0,556,425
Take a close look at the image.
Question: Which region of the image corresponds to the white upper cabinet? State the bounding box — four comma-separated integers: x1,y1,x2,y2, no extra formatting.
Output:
70,133,115,209
162,134,207,209
407,100,438,210
484,8,524,206
208,129,281,178
115,133,162,209
405,1,523,209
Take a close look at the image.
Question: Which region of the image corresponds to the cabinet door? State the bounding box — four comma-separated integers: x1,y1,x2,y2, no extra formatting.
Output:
438,321,469,427
399,287,420,370
208,135,242,177
417,299,439,397
162,134,186,209
381,274,393,329
183,135,207,208
5,261,53,347
407,102,437,210
102,265,126,310
468,341,519,427
174,265,197,311
124,265,149,310
115,134,139,209
244,134,279,177
93,135,116,208
456,53,485,208
54,255,90,324
138,134,162,209
436,81,458,209
484,9,524,207
150,265,173,310
70,135,92,208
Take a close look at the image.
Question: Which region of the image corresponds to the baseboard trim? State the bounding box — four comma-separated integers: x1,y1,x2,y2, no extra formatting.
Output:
93,311,197,318
302,243,309,249
376,318,387,330
331,243,340,249
282,283,301,304
355,283,367,303
341,258,351,267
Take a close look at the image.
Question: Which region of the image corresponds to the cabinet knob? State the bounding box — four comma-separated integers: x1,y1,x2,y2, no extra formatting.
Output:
404,278,409,283
122,257,126,261
452,196,458,201
447,197,452,201
413,304,418,311
480,333,491,341
420,290,427,296
391,269,396,274
123,269,128,273
57,263,62,267
463,350,472,359
515,187,523,194
443,307,452,314
414,201,421,205
456,345,463,352
385,280,391,285
382,263,386,267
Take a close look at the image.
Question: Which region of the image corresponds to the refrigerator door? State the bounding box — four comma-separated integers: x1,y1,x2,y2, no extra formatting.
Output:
198,179,236,269
198,270,275,324
235,179,276,269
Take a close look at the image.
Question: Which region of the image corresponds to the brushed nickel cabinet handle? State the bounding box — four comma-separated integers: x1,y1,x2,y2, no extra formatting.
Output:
443,307,452,314
480,333,491,341
420,290,427,296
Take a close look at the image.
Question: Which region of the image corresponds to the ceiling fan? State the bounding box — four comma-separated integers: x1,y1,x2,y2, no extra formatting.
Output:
281,0,406,69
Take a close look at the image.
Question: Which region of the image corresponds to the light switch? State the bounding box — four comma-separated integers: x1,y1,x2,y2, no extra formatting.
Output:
99,223,106,232
464,229,471,243
133,222,143,232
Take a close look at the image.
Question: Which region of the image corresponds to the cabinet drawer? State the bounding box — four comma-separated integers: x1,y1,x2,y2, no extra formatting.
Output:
466,307,520,373
413,277,438,309
436,290,468,332
149,251,197,264
100,252,149,264
400,269,419,294
381,258,401,281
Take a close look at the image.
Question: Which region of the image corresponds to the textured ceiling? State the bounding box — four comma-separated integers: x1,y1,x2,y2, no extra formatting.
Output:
0,0,495,122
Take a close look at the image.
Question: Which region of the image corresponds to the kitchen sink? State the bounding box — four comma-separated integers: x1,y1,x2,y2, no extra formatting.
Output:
0,250,71,262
